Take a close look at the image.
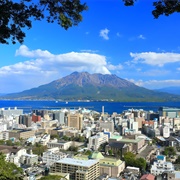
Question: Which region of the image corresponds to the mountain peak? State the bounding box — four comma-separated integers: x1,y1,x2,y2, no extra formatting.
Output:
3,72,180,101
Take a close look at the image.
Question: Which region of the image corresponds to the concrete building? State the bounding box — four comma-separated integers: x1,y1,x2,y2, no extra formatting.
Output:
114,135,145,153
151,155,174,176
9,129,36,139
163,126,170,138
0,107,23,117
53,111,65,125
42,147,68,166
159,107,180,118
50,158,100,180
20,153,38,166
99,120,114,133
47,141,72,150
75,151,125,178
32,114,41,123
67,113,83,130
134,117,145,129
19,115,32,127
88,132,109,151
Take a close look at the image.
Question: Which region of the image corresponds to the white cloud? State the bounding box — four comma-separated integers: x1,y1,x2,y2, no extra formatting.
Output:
138,34,146,40
130,52,180,66
127,79,180,89
0,45,114,93
107,64,123,71
99,28,110,40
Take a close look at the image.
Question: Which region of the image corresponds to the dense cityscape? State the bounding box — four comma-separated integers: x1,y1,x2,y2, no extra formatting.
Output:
0,106,180,180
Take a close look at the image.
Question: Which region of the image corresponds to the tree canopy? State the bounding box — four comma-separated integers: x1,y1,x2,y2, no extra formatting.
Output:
0,0,87,44
1,0,180,45
124,0,180,19
0,153,23,180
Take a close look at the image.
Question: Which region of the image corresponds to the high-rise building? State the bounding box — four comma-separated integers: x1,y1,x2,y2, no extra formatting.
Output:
53,111,65,125
19,115,32,127
67,113,83,130
32,114,41,123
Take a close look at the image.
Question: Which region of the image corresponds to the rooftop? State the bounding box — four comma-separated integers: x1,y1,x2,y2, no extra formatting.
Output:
56,158,99,167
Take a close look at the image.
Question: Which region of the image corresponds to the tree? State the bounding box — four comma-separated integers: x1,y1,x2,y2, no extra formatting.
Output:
163,147,176,157
123,152,136,167
108,149,113,156
0,0,88,44
123,0,180,19
32,143,47,156
0,152,23,179
135,157,146,170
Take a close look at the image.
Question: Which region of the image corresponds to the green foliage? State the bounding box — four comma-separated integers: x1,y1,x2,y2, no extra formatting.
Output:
0,153,23,179
123,0,180,19
84,150,92,156
108,149,113,156
39,175,66,180
123,152,146,170
50,134,60,140
68,146,78,152
163,147,176,157
0,0,88,44
134,157,146,170
62,135,70,141
32,143,47,156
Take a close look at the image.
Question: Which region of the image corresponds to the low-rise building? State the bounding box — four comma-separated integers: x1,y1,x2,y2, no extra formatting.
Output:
9,129,36,139
150,155,175,176
47,141,72,150
50,157,100,180
42,147,68,166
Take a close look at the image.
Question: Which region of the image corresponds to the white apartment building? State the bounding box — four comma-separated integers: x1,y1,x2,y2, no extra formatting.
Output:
47,141,72,150
42,147,68,166
39,134,50,145
151,155,174,176
88,132,108,150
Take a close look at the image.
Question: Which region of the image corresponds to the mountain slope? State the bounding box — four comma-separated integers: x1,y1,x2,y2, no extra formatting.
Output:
2,72,180,102
154,86,180,95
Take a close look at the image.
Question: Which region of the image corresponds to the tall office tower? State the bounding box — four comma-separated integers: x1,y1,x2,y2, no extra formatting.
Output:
19,115,32,127
53,111,65,125
67,113,83,130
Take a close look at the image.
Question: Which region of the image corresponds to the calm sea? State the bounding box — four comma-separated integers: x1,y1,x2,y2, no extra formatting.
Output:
0,100,180,114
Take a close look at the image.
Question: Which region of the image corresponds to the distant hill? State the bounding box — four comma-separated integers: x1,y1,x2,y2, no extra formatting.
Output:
2,72,180,102
154,86,180,95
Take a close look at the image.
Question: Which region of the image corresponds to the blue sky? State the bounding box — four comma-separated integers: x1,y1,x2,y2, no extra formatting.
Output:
0,0,180,93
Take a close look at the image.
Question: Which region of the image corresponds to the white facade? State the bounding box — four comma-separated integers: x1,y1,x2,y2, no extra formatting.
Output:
163,126,170,138
39,134,50,145
151,155,174,176
42,147,68,166
47,141,72,150
88,132,108,150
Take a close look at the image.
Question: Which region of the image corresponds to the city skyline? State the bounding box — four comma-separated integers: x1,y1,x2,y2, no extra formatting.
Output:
0,0,180,93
